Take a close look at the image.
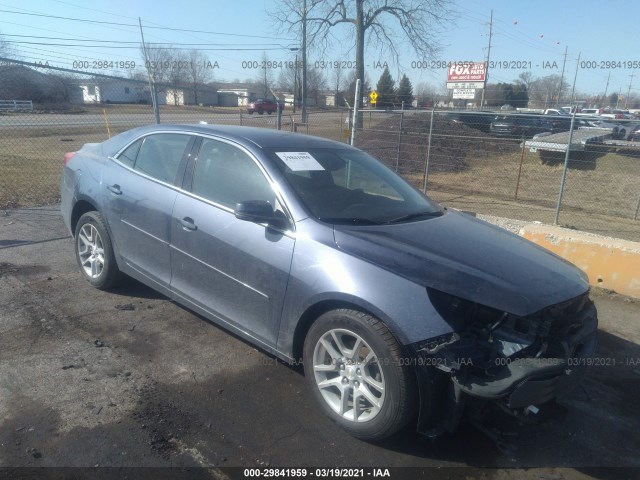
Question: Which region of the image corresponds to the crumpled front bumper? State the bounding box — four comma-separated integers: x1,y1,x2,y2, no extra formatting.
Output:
413,298,598,433
452,312,597,408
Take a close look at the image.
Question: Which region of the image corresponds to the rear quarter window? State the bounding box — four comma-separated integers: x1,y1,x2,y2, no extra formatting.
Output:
132,133,192,184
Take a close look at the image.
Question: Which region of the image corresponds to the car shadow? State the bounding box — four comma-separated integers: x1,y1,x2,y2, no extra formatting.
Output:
372,328,640,471
108,276,168,300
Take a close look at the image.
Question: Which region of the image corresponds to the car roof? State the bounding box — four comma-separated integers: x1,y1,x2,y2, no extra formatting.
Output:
103,123,353,154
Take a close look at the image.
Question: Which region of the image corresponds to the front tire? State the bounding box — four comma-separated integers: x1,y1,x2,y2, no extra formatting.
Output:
74,211,121,290
303,309,416,440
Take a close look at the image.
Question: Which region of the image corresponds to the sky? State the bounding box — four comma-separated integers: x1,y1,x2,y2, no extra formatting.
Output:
0,0,638,98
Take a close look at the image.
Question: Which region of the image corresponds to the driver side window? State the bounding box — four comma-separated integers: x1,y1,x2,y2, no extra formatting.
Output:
192,138,276,209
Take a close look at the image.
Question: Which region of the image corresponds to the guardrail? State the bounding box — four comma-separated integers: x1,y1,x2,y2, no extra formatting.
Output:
0,100,34,112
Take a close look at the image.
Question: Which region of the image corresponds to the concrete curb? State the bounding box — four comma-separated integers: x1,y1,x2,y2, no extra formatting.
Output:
520,223,640,299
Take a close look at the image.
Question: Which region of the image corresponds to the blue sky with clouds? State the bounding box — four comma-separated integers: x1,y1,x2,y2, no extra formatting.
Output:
0,0,637,96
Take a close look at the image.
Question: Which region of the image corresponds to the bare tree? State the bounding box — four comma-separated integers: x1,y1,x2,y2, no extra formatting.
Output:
288,0,454,124
139,44,191,105
256,51,275,98
529,75,568,108
307,65,327,105
0,31,19,61
277,63,297,92
140,44,172,84
332,67,345,107
269,1,328,121
516,71,534,91
187,49,213,105
166,49,188,105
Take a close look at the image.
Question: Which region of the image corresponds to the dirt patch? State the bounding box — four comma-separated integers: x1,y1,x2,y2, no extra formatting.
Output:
0,262,50,277
356,112,521,175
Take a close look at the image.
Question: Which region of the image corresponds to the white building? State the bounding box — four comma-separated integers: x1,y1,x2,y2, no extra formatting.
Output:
71,79,149,104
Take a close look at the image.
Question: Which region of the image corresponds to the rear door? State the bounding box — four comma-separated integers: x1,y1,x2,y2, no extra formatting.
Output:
102,132,194,291
170,137,295,346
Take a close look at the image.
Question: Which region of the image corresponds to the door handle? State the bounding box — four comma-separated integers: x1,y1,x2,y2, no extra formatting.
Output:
107,184,122,195
179,217,197,231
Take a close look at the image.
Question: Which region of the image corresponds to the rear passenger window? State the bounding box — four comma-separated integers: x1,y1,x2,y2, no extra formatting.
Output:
192,138,275,209
117,139,141,168
133,133,191,184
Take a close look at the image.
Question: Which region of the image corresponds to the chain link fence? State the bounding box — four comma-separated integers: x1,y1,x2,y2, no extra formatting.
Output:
352,109,640,242
1,60,640,241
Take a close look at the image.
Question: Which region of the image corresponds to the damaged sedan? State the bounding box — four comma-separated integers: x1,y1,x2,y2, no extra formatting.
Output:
60,124,597,440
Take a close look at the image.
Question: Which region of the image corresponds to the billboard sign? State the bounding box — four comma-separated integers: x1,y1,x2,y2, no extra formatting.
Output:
452,88,476,99
447,62,486,82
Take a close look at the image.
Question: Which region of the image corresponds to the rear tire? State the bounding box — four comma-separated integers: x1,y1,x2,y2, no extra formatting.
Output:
74,211,121,290
303,309,417,440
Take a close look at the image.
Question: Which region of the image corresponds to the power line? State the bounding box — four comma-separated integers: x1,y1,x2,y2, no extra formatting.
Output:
0,9,294,41
4,41,294,51
1,34,290,48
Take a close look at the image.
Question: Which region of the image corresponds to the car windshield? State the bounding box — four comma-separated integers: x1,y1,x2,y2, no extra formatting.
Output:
266,148,441,224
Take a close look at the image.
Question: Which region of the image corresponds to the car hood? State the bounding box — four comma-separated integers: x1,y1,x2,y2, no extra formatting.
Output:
332,211,589,317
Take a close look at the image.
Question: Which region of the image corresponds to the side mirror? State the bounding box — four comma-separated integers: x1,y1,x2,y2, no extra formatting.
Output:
234,200,288,229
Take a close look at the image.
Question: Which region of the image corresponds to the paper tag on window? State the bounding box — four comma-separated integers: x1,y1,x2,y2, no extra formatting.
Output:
275,152,324,171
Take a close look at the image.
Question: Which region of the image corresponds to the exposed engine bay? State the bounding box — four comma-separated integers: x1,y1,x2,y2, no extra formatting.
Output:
412,289,598,436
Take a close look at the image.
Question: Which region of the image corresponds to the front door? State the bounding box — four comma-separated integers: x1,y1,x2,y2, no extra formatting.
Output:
170,137,295,346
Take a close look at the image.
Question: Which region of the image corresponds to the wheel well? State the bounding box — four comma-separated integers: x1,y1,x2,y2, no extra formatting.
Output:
291,300,384,362
71,200,97,235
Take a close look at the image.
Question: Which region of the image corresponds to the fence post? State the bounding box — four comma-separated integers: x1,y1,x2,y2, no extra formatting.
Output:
350,79,361,146
339,108,344,141
554,110,577,224
514,137,526,200
395,112,404,172
423,107,436,193
634,194,640,221
151,84,160,124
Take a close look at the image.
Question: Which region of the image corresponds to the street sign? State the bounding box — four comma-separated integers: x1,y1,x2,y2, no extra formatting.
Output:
447,82,484,89
369,90,378,104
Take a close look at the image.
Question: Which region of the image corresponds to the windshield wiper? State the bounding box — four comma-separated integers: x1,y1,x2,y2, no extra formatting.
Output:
320,217,386,225
384,210,443,224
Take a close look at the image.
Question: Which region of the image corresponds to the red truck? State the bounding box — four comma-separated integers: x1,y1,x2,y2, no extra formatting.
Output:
247,99,279,115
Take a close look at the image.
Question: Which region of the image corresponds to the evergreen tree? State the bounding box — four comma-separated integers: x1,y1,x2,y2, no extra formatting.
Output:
396,74,414,107
376,67,395,109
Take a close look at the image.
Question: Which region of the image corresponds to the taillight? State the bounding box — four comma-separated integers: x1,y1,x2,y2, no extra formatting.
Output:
64,152,76,165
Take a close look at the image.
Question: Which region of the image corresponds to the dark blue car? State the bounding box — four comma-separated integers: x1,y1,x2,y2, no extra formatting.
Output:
61,124,597,440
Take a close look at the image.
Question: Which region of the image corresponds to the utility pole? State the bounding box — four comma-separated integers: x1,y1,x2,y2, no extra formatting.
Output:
603,71,611,106
301,0,308,123
569,52,581,106
626,71,635,109
480,9,493,108
557,46,568,107
139,17,160,124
